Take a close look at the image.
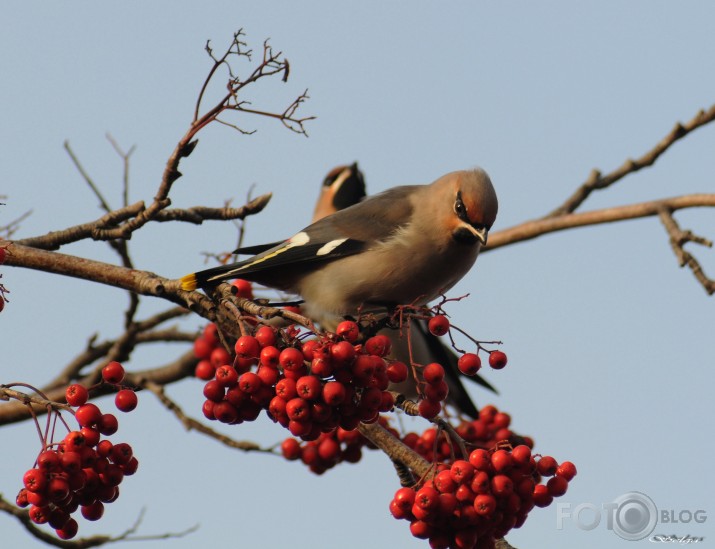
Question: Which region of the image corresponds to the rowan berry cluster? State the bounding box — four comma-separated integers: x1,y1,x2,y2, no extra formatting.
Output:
390,443,576,549
404,405,532,464
280,423,375,475
196,319,398,439
14,362,138,539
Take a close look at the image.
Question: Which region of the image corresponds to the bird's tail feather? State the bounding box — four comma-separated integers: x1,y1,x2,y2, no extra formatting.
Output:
180,262,244,291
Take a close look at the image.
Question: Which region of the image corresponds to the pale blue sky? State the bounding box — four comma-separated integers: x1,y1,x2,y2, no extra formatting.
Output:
1,2,713,548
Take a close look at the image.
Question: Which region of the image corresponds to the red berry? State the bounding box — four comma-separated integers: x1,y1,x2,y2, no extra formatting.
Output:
351,354,376,381
488,350,508,370
450,460,475,484
115,389,138,412
23,469,48,493
364,335,391,357
193,336,213,360
511,445,532,466
210,346,232,369
418,398,441,419
256,364,280,386
213,401,238,423
434,470,457,493
409,520,433,539
379,391,395,412
110,442,133,465
215,364,239,387
311,356,334,378
48,477,70,502
81,501,105,521
414,485,440,511
423,380,449,402
202,323,220,347
533,484,553,507
491,474,514,498
322,381,347,406
37,450,60,471
473,493,497,516
470,471,490,494
330,340,356,364
65,384,89,407
318,437,340,462
300,340,320,361
232,279,253,299
281,438,301,460
286,398,311,422
386,361,408,383
468,448,491,471
336,320,359,343
536,455,558,476
259,345,281,368
234,335,260,362
255,325,277,348
81,426,100,448
428,315,450,336
195,359,215,380
279,347,305,371
203,379,225,402
457,353,481,376
491,449,514,473
296,375,322,400
275,378,298,400
238,372,263,394
101,361,125,384
556,461,577,481
547,475,569,497
56,517,78,540
423,363,445,384
75,403,102,427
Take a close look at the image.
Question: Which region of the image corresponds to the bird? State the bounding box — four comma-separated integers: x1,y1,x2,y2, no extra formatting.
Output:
299,163,498,417
311,162,366,223
180,168,498,329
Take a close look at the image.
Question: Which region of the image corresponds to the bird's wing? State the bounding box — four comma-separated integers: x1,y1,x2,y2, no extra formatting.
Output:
228,185,417,278
181,185,417,290
233,242,283,255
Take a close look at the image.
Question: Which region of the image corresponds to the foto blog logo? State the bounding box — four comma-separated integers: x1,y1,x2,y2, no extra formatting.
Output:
556,491,707,541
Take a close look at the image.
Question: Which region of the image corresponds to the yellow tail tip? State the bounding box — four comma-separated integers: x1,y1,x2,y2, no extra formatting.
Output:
180,273,198,291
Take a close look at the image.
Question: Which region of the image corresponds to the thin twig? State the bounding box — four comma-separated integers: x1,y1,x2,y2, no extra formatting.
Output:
547,103,715,217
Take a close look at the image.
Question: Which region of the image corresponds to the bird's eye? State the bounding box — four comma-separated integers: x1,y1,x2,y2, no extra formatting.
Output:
454,192,468,221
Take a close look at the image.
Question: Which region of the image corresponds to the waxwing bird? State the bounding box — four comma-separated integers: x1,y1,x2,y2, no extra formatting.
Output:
312,162,366,223
303,164,498,410
180,168,498,328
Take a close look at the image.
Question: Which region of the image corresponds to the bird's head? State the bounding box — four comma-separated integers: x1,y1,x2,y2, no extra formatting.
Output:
435,169,498,246
313,163,367,223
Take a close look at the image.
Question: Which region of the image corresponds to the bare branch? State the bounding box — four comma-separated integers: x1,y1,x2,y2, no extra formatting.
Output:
105,133,136,208
658,207,715,295
488,193,715,250
547,103,715,217
143,380,274,454
153,193,272,224
0,209,33,238
63,141,112,214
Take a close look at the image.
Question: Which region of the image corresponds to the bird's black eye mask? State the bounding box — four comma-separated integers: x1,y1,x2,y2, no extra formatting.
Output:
454,190,491,233
454,190,469,222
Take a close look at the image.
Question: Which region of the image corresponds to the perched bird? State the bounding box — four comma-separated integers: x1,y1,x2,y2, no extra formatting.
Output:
311,162,366,223
299,163,498,417
180,168,498,328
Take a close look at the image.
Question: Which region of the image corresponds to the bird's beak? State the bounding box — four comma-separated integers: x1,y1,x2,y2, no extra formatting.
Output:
474,226,488,246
